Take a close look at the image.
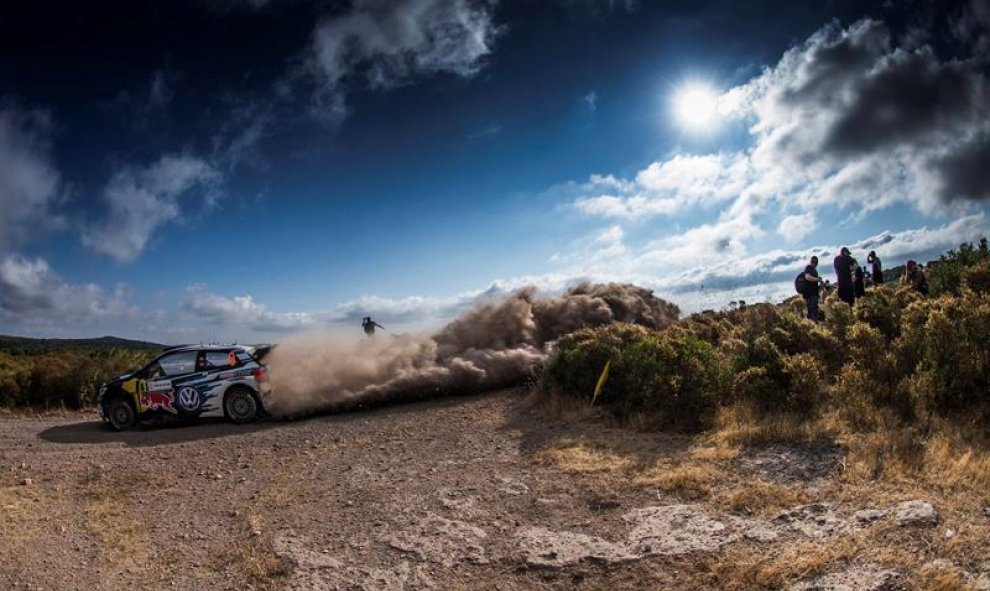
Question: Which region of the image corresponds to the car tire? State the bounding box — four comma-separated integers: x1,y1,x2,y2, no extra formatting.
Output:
106,397,138,431
225,387,260,424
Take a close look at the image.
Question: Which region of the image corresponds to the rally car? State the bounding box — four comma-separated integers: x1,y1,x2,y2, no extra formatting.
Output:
97,344,273,431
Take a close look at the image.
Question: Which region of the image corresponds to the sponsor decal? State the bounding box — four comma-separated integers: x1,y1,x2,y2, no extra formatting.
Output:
147,379,172,391
217,369,253,380
176,386,202,412
141,391,177,414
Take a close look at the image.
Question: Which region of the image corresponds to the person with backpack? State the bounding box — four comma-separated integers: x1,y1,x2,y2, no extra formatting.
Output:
796,255,824,321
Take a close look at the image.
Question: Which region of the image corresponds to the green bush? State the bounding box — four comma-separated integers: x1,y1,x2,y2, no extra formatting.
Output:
612,333,722,430
927,239,990,297
538,237,990,437
545,325,722,431
962,259,990,295
0,348,156,409
853,286,901,342
908,293,990,416
546,323,649,402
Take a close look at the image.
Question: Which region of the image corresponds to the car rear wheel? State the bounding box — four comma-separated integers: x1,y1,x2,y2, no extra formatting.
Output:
225,387,260,424
106,397,138,431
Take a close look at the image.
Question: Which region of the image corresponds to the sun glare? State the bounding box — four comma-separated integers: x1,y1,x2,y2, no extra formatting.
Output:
672,83,720,131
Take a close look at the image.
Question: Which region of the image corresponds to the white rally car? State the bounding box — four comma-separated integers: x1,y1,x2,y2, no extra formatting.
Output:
97,344,274,430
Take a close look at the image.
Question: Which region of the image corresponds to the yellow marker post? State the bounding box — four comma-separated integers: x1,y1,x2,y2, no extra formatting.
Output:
591,360,611,406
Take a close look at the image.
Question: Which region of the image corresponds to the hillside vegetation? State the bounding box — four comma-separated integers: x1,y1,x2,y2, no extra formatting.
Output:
0,338,161,409
539,240,990,485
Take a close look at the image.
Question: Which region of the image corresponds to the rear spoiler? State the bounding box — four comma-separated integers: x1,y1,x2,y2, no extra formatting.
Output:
250,344,276,362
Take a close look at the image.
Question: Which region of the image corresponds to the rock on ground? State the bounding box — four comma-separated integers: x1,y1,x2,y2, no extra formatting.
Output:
791,562,902,591
515,526,635,567
383,513,489,566
894,500,938,526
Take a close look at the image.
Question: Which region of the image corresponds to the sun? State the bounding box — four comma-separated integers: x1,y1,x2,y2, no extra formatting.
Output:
672,83,720,131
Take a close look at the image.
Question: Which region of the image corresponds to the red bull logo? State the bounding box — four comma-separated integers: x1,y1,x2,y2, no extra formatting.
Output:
142,391,177,414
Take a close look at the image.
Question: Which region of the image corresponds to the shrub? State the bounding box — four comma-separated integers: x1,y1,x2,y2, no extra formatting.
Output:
823,298,854,345
611,333,723,430
834,322,912,423
544,325,722,431
728,335,822,415
853,286,901,342
962,259,990,295
545,323,649,403
927,238,990,296
0,348,156,409
908,293,990,416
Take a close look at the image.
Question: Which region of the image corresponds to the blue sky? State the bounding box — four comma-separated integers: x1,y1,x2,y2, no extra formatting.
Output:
1,0,989,343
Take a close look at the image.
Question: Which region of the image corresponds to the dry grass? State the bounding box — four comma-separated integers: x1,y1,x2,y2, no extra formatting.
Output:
716,479,811,518
712,403,835,448
916,563,980,591
78,469,151,558
533,441,639,474
0,485,64,549
685,538,863,591
209,530,290,591
633,463,717,500
200,467,299,589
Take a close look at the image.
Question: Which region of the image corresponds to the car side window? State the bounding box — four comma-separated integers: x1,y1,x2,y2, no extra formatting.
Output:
157,351,198,377
204,350,235,369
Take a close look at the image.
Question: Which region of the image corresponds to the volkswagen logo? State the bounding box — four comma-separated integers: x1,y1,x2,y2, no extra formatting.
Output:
176,386,202,412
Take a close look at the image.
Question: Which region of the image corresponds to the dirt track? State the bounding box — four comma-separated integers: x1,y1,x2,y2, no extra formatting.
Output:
2,390,984,591
0,389,669,590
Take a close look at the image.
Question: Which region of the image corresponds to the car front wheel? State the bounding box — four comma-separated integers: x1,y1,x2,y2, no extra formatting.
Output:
106,397,138,431
225,387,260,424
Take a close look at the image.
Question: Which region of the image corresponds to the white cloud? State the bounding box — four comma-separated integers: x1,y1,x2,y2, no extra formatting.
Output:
307,0,499,119
777,212,814,242
638,214,765,267
328,291,478,325
183,286,319,333
0,254,135,326
575,153,749,219
83,154,222,262
0,105,62,253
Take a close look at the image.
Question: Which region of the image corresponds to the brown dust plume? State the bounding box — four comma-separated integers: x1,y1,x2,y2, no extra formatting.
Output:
265,282,679,416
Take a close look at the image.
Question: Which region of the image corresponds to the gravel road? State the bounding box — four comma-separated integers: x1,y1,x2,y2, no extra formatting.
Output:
0,390,676,591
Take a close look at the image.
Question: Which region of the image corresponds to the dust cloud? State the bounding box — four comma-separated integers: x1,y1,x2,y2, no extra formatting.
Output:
265,283,679,416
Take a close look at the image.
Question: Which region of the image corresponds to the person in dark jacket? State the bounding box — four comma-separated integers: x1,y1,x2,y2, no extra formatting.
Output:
801,256,824,321
867,250,883,285
833,247,855,305
904,260,929,295
361,316,385,336
852,258,866,299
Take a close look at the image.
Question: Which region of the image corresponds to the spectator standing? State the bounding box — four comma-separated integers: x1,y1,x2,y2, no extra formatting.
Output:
801,256,824,321
833,247,855,305
853,258,866,299
867,251,883,285
904,260,929,295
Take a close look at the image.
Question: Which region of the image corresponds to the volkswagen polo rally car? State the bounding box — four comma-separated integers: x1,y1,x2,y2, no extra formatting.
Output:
97,344,273,430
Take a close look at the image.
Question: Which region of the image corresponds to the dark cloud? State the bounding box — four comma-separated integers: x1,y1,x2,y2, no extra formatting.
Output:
0,104,62,253
934,131,990,200
824,48,981,155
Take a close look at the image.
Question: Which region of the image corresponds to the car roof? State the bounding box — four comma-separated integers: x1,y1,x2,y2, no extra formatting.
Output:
160,344,250,353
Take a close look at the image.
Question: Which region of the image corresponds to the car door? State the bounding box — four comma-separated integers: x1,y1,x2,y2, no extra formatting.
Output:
145,350,200,415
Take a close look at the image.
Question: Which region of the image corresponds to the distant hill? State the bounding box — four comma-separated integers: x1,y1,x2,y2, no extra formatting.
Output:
0,334,165,353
